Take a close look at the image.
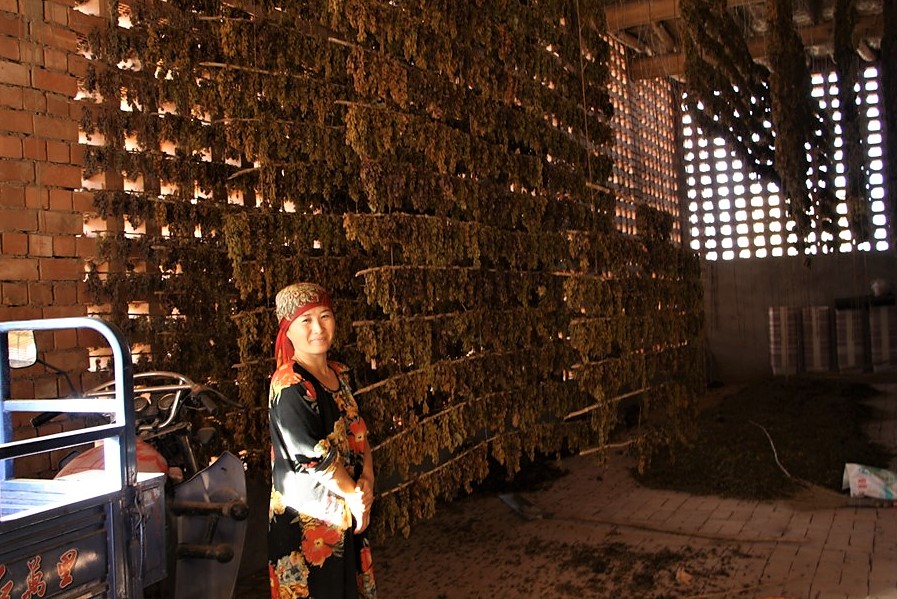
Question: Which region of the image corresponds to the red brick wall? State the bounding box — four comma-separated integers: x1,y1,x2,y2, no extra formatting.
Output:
0,0,101,476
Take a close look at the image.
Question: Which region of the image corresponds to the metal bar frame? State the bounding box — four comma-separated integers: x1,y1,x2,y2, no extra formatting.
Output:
0,316,140,598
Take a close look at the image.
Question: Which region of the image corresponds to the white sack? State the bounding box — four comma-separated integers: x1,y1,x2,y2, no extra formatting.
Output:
842,463,897,499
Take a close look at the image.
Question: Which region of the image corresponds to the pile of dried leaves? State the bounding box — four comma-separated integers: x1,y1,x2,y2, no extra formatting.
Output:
636,377,893,499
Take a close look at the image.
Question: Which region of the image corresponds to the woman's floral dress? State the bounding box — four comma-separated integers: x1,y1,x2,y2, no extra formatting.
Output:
268,361,377,599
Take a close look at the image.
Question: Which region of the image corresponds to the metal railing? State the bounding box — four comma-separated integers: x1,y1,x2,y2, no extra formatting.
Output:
0,317,137,491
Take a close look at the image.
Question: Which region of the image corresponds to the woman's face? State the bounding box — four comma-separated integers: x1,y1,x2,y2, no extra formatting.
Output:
286,305,335,360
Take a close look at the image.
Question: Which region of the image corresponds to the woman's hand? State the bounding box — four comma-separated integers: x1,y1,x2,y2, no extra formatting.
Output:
347,488,370,533
356,474,375,509
350,473,374,533
318,463,373,533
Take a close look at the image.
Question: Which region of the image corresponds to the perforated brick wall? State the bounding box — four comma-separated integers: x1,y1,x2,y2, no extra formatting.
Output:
0,0,105,475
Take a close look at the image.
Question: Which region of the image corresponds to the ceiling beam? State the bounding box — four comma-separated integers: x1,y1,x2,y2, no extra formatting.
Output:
604,0,764,31
652,21,677,53
611,30,655,54
628,13,883,79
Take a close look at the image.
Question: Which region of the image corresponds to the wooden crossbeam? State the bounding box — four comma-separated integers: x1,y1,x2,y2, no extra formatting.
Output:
629,13,883,79
604,0,763,31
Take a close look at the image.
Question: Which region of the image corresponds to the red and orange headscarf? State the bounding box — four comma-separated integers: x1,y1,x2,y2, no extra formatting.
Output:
273,282,332,368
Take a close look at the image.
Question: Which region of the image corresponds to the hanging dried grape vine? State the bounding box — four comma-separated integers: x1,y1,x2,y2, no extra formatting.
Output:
681,0,776,182
882,0,897,247
767,0,839,243
82,0,704,539
834,0,871,244
79,0,242,388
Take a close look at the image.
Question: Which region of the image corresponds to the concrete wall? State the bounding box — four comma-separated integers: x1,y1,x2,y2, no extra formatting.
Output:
702,251,897,383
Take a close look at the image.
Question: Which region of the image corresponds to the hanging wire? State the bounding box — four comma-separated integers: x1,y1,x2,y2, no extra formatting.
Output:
574,0,594,190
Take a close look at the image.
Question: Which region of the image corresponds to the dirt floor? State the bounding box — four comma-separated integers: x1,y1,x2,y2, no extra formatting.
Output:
236,376,895,598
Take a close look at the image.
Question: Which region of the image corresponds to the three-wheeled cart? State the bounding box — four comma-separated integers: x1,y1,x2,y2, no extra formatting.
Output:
0,317,165,599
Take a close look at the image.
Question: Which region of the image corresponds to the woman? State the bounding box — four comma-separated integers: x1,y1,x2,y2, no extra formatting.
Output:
268,282,377,599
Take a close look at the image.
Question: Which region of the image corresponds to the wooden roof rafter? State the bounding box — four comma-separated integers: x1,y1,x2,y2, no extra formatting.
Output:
603,0,885,80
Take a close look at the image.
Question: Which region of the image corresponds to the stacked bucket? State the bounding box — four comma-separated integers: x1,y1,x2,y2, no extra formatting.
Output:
769,303,897,375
